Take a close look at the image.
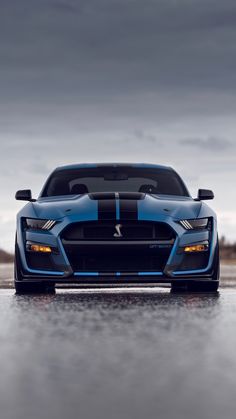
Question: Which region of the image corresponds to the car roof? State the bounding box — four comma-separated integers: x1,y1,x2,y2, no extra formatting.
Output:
54,163,174,172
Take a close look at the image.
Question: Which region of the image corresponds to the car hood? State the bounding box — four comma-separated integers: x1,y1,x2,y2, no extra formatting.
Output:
32,193,203,221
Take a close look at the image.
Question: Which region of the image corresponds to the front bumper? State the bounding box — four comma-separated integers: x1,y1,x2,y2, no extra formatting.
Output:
16,218,217,283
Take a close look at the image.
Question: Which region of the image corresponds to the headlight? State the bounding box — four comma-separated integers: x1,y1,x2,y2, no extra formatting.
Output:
23,218,57,231
179,218,210,230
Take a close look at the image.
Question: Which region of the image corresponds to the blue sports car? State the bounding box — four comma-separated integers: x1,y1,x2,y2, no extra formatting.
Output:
15,163,219,293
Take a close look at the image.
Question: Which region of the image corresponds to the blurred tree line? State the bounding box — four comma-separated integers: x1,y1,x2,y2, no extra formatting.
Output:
219,237,236,262
0,249,14,263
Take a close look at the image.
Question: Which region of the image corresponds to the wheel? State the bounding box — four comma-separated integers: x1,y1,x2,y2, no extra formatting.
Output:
171,280,219,293
14,281,55,294
187,281,219,292
14,240,55,294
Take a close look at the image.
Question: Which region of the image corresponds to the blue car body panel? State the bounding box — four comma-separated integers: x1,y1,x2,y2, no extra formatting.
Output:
15,163,218,284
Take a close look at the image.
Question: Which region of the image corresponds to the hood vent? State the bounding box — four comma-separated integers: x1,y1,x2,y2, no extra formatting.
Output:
89,192,145,201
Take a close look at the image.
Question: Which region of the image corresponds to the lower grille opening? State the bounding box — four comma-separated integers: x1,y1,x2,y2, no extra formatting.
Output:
63,243,173,272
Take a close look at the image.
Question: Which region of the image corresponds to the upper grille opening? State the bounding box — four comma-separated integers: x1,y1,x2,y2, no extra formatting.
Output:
61,221,175,241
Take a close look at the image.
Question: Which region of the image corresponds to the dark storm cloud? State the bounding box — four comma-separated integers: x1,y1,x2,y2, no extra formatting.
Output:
1,0,236,248
180,137,232,151
51,1,79,13
1,0,236,145
1,0,236,104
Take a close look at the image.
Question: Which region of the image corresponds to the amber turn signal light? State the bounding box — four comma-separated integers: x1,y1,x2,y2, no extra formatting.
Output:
184,244,208,253
29,244,52,253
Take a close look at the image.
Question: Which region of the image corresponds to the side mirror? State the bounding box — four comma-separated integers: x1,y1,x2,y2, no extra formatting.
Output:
15,189,35,202
197,189,214,201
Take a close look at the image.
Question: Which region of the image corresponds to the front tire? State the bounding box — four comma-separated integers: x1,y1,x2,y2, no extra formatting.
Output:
15,281,55,294
171,280,219,293
187,281,219,292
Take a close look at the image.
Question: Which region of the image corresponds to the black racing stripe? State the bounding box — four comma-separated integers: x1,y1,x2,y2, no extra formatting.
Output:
98,196,116,220
119,199,138,220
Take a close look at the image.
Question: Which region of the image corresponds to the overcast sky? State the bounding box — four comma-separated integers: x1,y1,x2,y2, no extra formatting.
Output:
1,0,236,250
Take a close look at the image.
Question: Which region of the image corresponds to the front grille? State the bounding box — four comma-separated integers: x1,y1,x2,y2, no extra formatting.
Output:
62,221,175,241
61,221,175,273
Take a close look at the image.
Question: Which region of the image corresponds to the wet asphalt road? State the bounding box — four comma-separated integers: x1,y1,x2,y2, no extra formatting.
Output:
0,286,236,419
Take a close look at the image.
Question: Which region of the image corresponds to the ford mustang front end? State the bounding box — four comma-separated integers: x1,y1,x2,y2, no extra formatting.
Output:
14,164,219,293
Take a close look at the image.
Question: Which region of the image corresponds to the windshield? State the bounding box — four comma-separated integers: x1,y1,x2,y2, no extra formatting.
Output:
41,167,189,197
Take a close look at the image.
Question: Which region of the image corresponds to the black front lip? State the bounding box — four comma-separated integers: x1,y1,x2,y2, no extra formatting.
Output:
19,270,215,283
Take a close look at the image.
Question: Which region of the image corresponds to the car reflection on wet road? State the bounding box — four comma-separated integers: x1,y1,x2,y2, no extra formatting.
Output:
0,286,236,419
